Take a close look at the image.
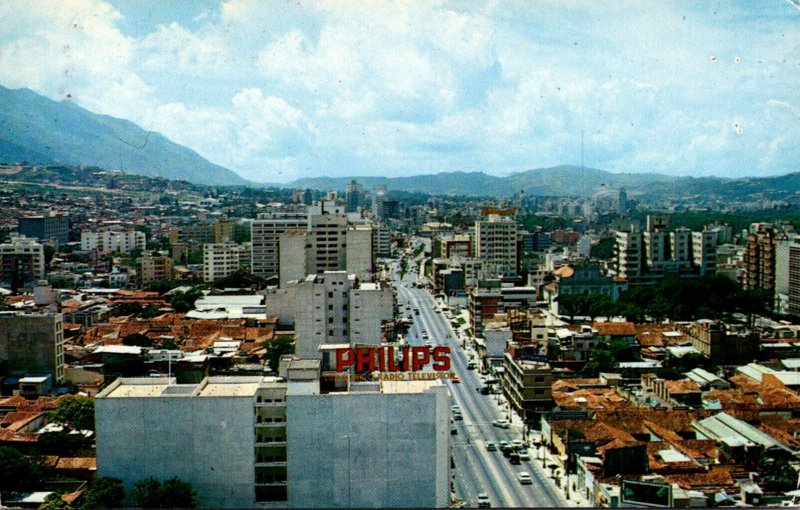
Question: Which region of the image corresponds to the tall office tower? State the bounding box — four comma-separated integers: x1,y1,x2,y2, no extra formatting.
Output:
309,214,348,274
789,241,800,317
18,212,71,245
345,180,365,213
0,312,65,383
614,228,643,280
743,223,776,292
692,230,718,276
371,185,388,218
475,214,518,278
251,213,307,281
617,189,628,215
0,235,45,286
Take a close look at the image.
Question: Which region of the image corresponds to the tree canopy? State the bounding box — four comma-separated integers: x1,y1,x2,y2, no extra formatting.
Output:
131,476,197,509
0,446,40,492
79,477,125,510
49,395,95,432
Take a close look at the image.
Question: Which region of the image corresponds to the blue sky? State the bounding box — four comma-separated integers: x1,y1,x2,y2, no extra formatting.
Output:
0,1,798,183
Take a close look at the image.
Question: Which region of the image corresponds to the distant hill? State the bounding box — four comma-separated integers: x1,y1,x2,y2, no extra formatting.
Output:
0,85,246,186
284,165,800,200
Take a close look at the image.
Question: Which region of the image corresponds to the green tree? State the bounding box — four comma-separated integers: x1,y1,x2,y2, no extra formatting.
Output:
557,294,588,322
40,492,72,510
758,455,796,492
170,288,203,313
0,446,41,491
49,395,95,432
589,237,615,260
79,477,125,510
131,477,162,509
122,332,153,347
267,335,295,373
132,477,197,509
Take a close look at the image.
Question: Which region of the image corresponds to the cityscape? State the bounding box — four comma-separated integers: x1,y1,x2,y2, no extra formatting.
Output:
1,1,800,509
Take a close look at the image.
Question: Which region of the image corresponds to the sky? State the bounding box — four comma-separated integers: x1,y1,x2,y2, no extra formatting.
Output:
0,1,798,183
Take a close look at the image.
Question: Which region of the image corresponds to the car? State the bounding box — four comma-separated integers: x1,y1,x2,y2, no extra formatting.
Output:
509,452,521,464
518,471,532,485
451,374,460,383
485,441,497,451
477,493,491,508
511,439,524,450
451,405,461,413
499,440,509,449
453,412,463,421
451,427,458,435
518,449,530,461
492,419,511,429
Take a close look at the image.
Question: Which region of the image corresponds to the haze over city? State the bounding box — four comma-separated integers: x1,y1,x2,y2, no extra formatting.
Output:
1,0,799,183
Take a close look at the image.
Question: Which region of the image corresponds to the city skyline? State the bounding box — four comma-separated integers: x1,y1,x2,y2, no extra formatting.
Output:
1,1,799,183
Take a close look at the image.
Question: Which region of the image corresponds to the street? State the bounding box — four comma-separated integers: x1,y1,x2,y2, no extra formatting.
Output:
391,257,566,508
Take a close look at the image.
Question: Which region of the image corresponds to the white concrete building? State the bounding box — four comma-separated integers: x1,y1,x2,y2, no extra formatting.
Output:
475,214,518,278
692,231,718,276
264,272,394,359
96,376,289,507
614,229,642,280
81,229,146,254
251,213,307,281
203,243,245,283
286,363,451,508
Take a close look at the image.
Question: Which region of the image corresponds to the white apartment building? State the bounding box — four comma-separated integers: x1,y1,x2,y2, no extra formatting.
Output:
789,241,800,317
81,229,146,254
203,243,246,283
251,213,307,281
264,271,393,359
0,235,45,283
692,231,718,276
475,214,518,278
614,229,643,280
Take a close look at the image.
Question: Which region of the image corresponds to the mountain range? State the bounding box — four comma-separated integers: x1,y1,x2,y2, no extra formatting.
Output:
1,84,798,199
0,85,245,186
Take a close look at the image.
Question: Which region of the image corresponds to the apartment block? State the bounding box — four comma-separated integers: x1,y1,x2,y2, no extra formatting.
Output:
169,221,233,246
140,255,174,284
81,229,146,254
614,229,643,280
0,235,45,285
203,243,246,283
264,272,393,359
743,224,776,292
501,353,553,421
0,312,65,383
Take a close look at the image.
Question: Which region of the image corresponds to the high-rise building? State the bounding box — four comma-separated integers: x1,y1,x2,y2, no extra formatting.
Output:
264,271,393,359
475,214,518,278
692,231,718,277
614,229,642,280
743,223,776,292
0,312,65,383
170,221,233,246
251,213,307,281
617,189,628,215
203,243,246,283
345,180,365,213
18,212,71,245
0,235,45,286
789,241,800,317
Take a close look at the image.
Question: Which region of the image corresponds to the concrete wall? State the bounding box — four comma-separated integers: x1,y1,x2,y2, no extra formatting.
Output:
96,392,257,507
0,313,64,382
287,386,450,508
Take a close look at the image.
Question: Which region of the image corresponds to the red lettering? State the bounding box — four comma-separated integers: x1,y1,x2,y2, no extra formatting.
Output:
411,346,430,371
378,346,386,371
356,347,375,372
432,346,451,371
401,346,410,371
336,348,355,372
